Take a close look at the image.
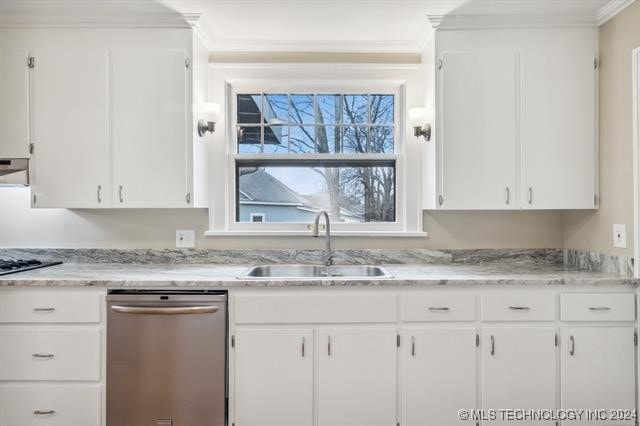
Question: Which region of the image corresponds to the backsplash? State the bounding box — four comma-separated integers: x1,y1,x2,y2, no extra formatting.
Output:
0,248,562,265
564,249,634,278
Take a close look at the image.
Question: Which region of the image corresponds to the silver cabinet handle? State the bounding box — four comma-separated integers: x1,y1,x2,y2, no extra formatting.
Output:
301,336,306,358
32,353,54,359
118,185,124,203
528,187,533,205
33,307,55,312
110,305,219,315
509,306,531,311
428,306,450,312
569,335,575,356
505,187,510,205
411,336,416,357
589,306,611,311
490,335,495,356
97,185,102,203
33,410,55,415
327,336,332,356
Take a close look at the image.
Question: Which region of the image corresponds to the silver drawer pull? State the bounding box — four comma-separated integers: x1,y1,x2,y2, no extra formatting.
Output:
490,335,495,356
569,335,575,356
33,410,55,415
428,307,450,311
588,306,611,311
33,307,55,312
509,306,531,311
111,305,219,315
411,336,416,357
32,353,54,359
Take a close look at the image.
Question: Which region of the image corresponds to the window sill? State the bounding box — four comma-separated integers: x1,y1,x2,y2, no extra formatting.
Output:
204,230,428,238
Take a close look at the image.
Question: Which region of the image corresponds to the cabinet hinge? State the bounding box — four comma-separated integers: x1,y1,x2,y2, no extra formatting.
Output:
555,333,558,347
186,193,191,204
231,335,235,348
29,143,34,154
185,57,191,68
476,333,480,347
438,58,443,70
397,334,401,348
27,56,35,69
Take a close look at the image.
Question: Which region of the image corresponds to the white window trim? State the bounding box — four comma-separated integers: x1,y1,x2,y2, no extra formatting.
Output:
205,64,426,237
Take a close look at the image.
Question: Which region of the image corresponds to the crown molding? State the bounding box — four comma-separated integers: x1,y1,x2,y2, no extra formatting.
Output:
0,14,192,29
597,0,637,25
427,13,598,30
183,13,214,51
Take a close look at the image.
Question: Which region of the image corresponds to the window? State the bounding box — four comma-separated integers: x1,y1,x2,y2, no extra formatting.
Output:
235,93,397,225
249,213,266,223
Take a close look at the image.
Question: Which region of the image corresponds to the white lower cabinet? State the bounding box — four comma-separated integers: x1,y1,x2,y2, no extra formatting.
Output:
0,384,101,426
234,328,313,426
481,327,557,425
317,328,398,426
560,327,636,425
0,288,105,426
402,328,477,426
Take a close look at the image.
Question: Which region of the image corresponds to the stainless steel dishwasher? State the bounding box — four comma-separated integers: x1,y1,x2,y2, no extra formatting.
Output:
107,290,227,426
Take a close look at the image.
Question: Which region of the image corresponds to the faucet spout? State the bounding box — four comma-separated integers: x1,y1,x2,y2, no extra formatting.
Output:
312,210,333,267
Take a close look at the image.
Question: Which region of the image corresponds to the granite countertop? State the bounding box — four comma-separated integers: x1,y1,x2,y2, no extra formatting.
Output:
0,262,636,287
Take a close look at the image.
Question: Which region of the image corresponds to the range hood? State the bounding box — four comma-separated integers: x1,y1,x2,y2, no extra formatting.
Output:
0,159,30,185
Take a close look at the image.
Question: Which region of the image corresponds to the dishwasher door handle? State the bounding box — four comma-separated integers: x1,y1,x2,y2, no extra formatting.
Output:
110,305,219,315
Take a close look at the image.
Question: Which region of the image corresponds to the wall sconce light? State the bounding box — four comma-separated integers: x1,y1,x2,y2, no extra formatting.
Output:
408,107,432,141
198,102,221,137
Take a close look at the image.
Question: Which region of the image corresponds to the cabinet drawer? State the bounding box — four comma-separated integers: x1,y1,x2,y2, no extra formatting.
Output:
481,293,556,321
401,293,476,322
0,328,101,381
0,289,102,323
235,293,397,324
0,384,101,426
561,293,635,321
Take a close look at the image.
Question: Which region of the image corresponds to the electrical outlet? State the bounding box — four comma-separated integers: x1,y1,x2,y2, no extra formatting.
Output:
613,224,627,248
176,230,195,248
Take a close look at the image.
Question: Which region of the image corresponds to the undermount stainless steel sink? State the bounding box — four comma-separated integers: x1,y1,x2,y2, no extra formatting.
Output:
242,265,392,279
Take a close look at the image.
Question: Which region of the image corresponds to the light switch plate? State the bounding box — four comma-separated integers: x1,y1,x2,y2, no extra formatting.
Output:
613,224,627,248
176,230,195,248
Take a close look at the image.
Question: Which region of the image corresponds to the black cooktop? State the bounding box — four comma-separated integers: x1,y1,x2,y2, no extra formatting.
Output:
0,259,63,276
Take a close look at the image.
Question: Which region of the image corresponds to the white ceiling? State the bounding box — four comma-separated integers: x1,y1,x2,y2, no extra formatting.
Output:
0,0,621,52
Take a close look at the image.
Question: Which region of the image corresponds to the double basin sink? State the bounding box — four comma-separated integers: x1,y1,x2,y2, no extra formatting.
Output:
243,264,392,279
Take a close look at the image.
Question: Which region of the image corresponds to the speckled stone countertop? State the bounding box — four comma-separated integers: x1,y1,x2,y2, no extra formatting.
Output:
0,262,636,288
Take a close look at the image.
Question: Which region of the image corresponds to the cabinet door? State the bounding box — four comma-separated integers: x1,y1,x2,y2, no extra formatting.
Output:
318,328,397,426
0,51,30,158
111,50,190,208
481,327,556,425
439,51,518,210
403,328,476,426
521,50,596,209
561,327,635,425
234,328,313,426
31,51,109,208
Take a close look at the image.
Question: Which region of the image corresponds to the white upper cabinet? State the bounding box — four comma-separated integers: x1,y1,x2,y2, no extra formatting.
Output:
31,50,110,208
521,50,597,209
0,51,30,158
111,50,191,208
425,27,598,210
439,51,518,209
